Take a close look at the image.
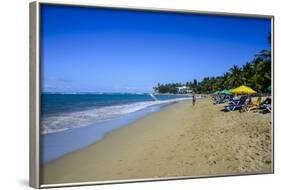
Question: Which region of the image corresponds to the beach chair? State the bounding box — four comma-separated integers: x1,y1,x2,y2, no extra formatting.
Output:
246,97,262,112
228,96,247,106
211,96,218,104
213,95,228,105
224,97,248,112
265,104,272,112
259,97,272,113
261,104,272,113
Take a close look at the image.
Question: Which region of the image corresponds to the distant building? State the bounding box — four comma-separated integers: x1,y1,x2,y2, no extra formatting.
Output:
176,86,192,94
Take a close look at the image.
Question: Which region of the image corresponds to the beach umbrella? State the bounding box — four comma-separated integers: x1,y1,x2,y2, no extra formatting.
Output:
220,89,231,95
230,85,256,94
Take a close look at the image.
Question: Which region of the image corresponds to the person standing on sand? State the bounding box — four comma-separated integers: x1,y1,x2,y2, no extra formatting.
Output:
192,93,196,106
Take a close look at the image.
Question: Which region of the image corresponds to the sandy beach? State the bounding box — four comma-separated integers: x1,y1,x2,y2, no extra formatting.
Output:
41,98,272,184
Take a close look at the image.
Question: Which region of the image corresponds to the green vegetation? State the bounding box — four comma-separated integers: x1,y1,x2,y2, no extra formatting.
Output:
153,83,183,94
154,35,271,94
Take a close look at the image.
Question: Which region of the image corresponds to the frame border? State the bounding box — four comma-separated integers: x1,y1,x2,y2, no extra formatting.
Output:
29,1,274,189
30,1,40,188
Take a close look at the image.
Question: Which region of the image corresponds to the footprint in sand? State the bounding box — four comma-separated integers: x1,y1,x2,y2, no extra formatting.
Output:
207,160,217,166
249,155,256,160
264,129,270,133
265,134,270,139
212,152,218,156
238,166,247,172
245,157,252,163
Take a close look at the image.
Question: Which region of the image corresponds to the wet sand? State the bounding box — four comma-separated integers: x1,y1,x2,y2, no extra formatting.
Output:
42,98,272,184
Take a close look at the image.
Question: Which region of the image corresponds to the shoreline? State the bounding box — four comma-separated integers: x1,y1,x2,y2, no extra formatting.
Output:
41,99,189,163
42,98,272,184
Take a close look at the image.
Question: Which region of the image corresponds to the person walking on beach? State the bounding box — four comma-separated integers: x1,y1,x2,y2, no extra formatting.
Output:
192,93,196,106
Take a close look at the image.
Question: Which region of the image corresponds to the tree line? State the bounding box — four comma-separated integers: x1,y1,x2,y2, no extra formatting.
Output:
154,35,271,94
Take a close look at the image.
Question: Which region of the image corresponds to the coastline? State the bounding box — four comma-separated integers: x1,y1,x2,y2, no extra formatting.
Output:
41,98,188,163
42,98,272,184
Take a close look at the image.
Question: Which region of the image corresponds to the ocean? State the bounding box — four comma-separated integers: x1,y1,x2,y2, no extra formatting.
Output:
41,93,191,163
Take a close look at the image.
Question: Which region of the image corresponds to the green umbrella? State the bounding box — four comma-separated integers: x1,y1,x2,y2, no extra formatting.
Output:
214,91,220,95
220,89,231,95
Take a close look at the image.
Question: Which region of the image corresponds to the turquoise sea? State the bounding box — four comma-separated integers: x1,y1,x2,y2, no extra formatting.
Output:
41,93,191,163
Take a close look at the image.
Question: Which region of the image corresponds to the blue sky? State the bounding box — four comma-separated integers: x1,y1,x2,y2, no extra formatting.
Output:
41,5,271,93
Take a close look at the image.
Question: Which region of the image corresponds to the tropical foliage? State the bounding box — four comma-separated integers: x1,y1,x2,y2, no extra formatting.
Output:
153,83,182,94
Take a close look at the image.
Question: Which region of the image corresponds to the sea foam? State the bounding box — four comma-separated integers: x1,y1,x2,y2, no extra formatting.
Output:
41,97,190,134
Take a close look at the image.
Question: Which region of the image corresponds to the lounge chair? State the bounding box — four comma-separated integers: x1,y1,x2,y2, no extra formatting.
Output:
259,97,272,113
224,97,248,112
211,96,219,104
213,95,230,105
228,96,247,106
265,104,272,112
246,97,262,112
261,103,272,113
214,98,227,105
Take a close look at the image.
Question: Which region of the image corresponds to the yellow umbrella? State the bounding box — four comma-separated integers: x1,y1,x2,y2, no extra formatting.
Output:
230,85,256,94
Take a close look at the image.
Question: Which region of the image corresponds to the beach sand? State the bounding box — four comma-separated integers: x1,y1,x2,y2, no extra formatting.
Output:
41,98,272,184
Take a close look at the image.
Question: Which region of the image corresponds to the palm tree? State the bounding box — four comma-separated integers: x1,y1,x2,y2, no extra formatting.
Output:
222,72,230,89
256,60,271,92
241,62,254,87
228,65,243,88
255,50,271,61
